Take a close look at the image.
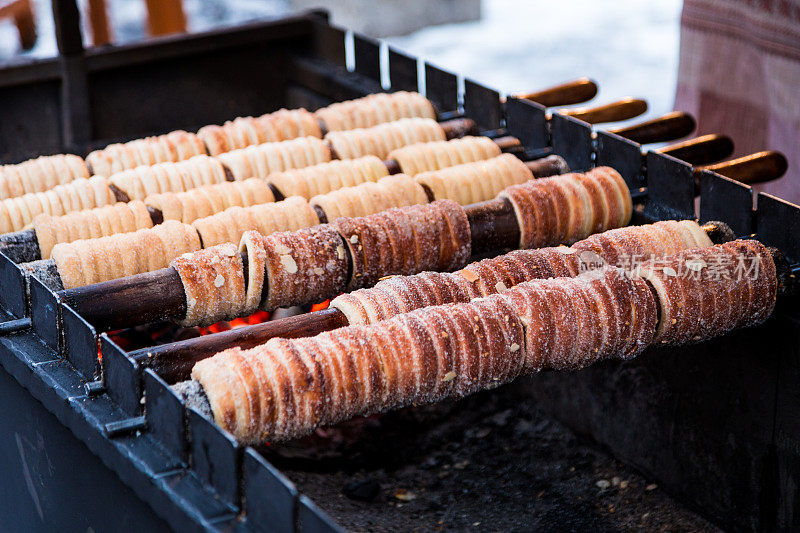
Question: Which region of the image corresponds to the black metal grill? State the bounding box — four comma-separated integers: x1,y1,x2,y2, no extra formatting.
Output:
0,5,799,531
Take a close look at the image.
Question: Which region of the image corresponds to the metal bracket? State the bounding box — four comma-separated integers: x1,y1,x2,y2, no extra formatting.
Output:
504,97,548,150
595,130,645,189
243,448,298,533
699,170,755,237
144,368,188,464
463,79,503,130
388,47,418,92
642,151,696,221
550,112,593,172
0,252,28,318
62,303,100,380
424,62,458,113
756,193,800,263
101,333,143,416
352,33,381,84
188,408,241,510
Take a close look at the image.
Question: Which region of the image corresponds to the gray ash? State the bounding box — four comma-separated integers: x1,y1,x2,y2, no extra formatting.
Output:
22,259,64,291
261,380,718,532
172,380,212,419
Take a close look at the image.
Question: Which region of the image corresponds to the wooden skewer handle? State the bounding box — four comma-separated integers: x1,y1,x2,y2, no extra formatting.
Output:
524,154,569,178
559,97,648,125
608,111,695,145
132,307,348,383
61,266,189,332
698,150,788,185
656,134,734,166
441,118,479,139
514,77,598,108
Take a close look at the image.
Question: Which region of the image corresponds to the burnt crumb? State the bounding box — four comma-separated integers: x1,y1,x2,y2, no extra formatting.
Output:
263,381,719,532
343,479,381,502
171,380,212,419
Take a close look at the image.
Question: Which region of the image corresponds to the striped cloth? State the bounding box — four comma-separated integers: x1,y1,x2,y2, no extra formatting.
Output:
676,0,800,203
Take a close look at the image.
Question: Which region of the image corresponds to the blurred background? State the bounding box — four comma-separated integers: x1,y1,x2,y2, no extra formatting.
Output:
0,0,682,121
0,0,797,201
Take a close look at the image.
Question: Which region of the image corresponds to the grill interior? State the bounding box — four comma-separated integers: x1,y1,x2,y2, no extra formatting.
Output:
0,6,799,532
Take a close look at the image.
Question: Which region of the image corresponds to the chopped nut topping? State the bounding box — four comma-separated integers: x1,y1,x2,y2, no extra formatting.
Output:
280,254,298,274
460,269,479,282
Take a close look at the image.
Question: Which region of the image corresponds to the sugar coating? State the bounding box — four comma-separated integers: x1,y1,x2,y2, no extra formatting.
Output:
635,239,776,344
330,219,711,328
500,167,631,249
194,296,524,443
332,199,471,290
171,242,247,326
259,224,348,310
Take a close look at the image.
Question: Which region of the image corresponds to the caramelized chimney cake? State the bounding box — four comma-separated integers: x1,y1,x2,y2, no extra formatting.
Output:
330,219,712,326
189,240,778,444
250,224,349,311
191,294,525,443
499,166,632,249
332,199,472,290
189,263,659,444
635,239,777,345
171,242,247,327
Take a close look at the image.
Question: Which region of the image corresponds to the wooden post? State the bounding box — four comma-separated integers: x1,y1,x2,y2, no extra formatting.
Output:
0,0,37,50
86,0,112,46
144,0,186,37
